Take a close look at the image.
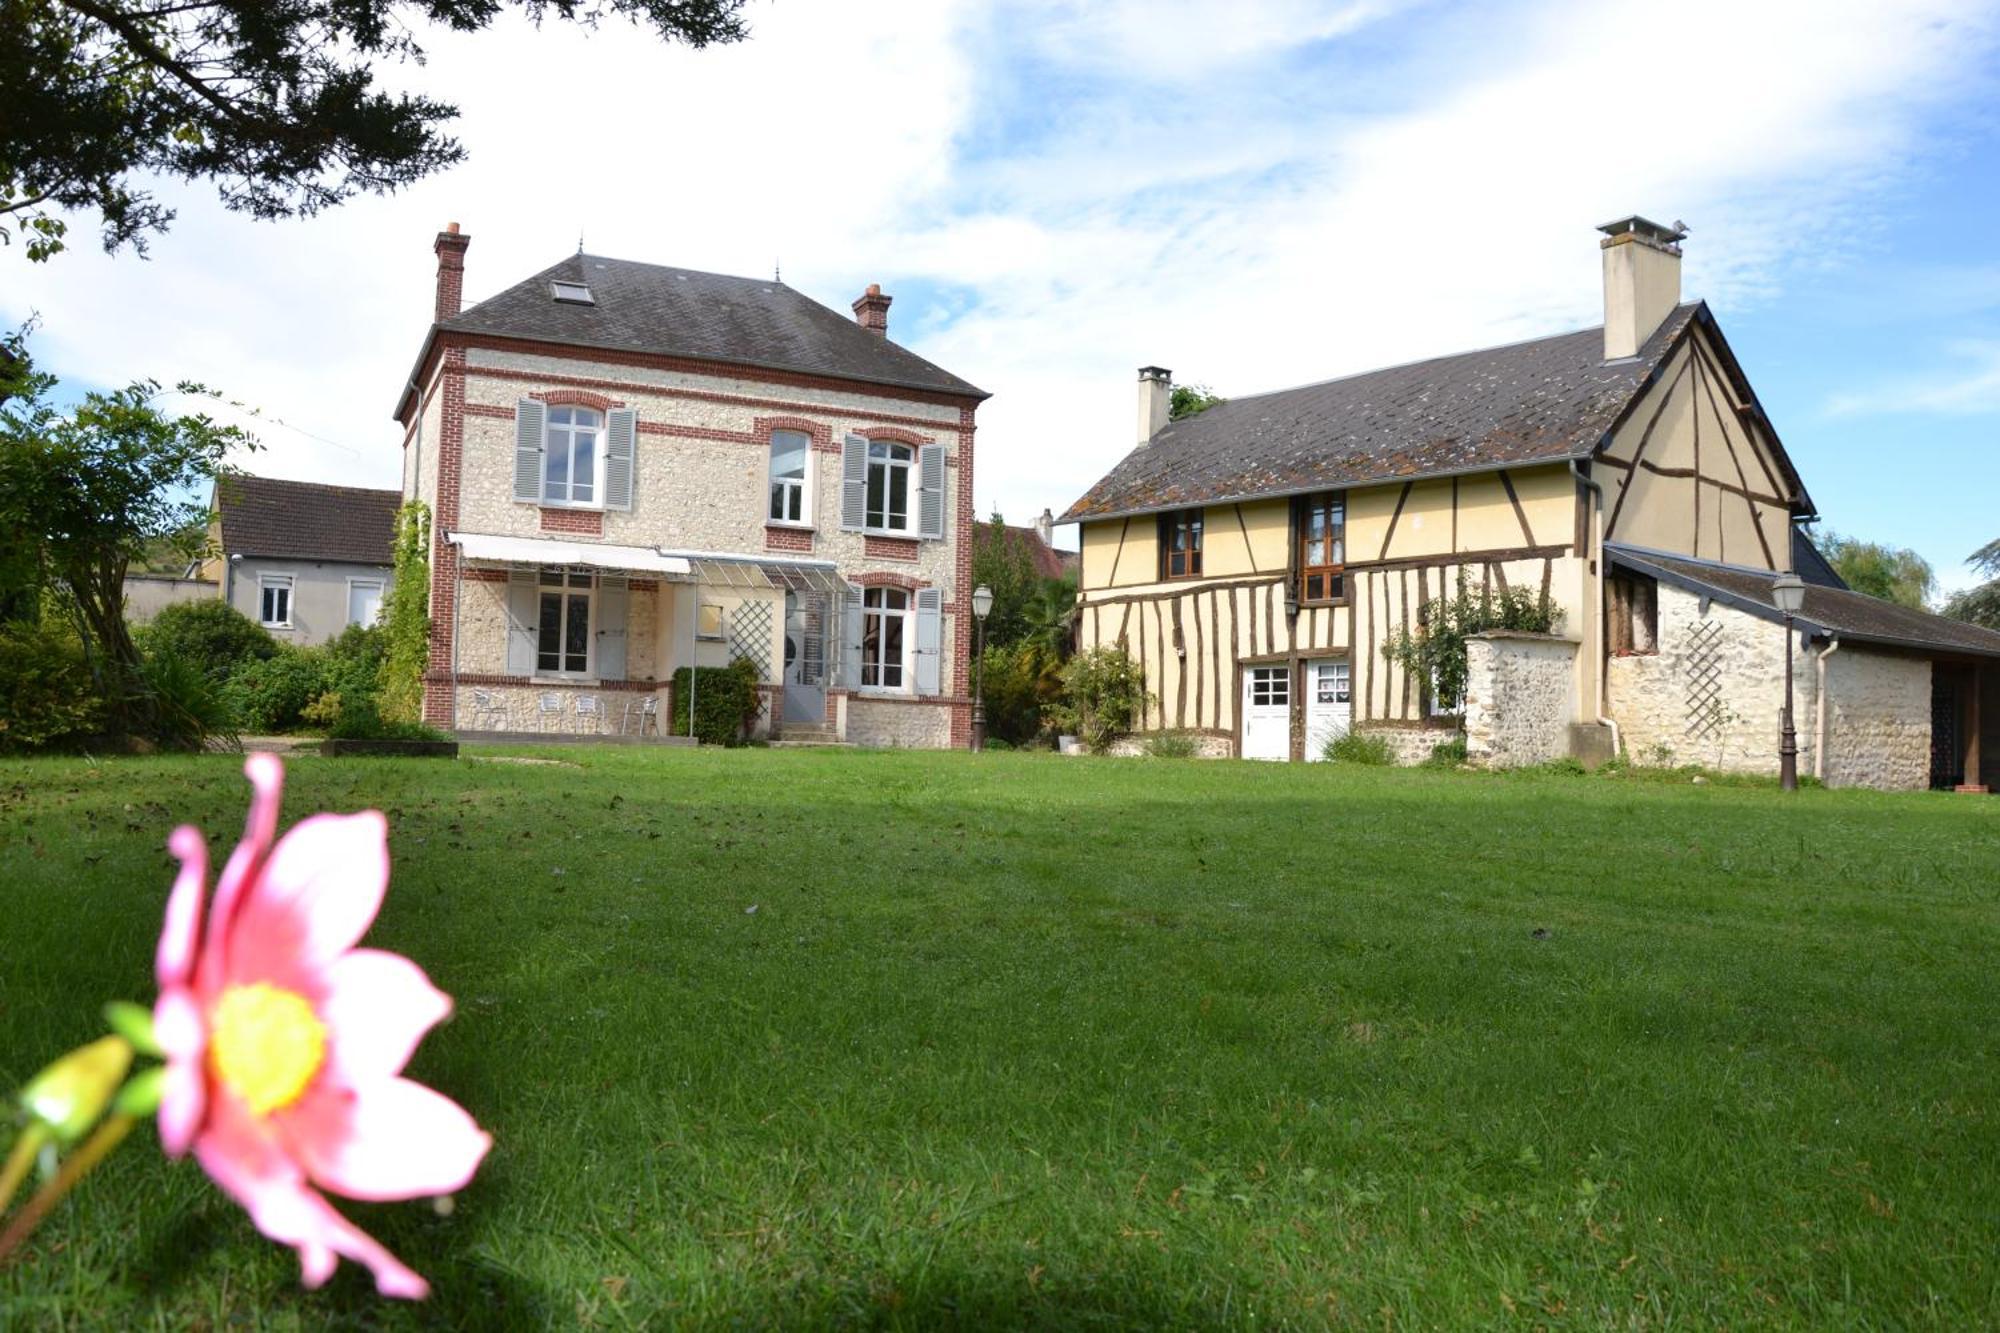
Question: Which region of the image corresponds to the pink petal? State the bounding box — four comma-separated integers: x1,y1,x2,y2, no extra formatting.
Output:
152,986,207,1158
225,811,389,989
318,950,453,1082
156,825,208,990
284,1076,491,1204
199,753,287,996
195,1097,430,1298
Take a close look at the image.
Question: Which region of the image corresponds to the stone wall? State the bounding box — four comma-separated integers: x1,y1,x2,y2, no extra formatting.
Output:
1818,648,1931,791
1463,632,1578,768
1351,723,1460,766
1102,732,1235,758
847,697,954,749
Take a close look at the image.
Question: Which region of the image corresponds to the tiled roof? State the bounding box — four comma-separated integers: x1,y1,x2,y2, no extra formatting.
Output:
438,254,986,401
1609,544,2000,660
214,476,400,566
975,523,1075,581
1060,303,1705,523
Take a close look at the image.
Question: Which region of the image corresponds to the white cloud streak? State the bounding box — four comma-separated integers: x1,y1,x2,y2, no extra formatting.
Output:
1826,340,2000,415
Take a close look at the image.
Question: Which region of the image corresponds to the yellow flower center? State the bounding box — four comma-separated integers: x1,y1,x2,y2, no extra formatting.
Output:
208,983,327,1115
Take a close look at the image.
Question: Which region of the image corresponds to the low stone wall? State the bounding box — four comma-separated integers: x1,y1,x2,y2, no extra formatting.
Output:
1102,731,1234,758
846,696,954,749
1463,631,1578,768
453,681,666,736
1819,648,1931,791
1352,722,1460,766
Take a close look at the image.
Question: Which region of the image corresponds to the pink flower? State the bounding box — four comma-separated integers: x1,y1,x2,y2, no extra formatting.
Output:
152,753,491,1298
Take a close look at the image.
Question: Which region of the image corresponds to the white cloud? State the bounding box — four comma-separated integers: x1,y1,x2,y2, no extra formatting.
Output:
1825,340,2000,415
2,0,1995,539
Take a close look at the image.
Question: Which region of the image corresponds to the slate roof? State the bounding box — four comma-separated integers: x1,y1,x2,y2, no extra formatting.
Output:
1792,529,1849,591
1609,544,2000,660
415,254,984,408
214,476,400,566
1061,303,1710,523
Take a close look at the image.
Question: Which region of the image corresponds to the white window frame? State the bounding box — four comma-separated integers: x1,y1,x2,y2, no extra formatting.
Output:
542,406,604,509
1314,661,1351,705
695,601,725,641
534,570,594,678
345,577,385,628
1250,665,1289,708
258,574,294,629
767,428,812,528
860,586,911,691
863,440,914,535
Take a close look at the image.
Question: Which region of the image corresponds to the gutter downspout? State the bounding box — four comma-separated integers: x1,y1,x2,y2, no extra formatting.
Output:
1814,636,1841,782
1571,461,1620,758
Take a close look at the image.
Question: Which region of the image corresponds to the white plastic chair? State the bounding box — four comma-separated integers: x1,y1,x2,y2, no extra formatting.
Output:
470,688,510,732
573,694,604,735
536,693,564,733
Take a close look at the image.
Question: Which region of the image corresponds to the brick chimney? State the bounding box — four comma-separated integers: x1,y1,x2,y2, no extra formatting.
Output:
1598,215,1684,361
1136,366,1172,447
434,222,470,323
852,283,892,336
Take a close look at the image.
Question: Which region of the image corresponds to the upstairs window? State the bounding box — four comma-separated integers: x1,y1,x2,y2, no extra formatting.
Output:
769,429,810,524
544,406,600,506
1299,492,1346,602
551,281,594,304
1159,509,1203,580
865,441,913,532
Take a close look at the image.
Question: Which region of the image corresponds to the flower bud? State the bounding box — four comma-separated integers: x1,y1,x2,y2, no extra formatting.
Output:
20,1036,134,1144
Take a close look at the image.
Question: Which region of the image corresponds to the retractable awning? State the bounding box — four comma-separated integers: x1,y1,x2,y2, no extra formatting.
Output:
659,548,848,595
448,531,692,577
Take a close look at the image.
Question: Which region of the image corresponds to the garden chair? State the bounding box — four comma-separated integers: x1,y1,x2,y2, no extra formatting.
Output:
622,695,660,738
573,694,604,735
535,693,564,733
470,688,510,732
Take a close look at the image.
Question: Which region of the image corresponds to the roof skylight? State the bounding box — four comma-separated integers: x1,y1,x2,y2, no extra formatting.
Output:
551,281,594,305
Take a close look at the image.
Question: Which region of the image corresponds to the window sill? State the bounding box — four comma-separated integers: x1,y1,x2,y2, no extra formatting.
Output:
856,686,914,699
765,520,816,532
533,500,605,513
1299,598,1351,609
860,528,918,540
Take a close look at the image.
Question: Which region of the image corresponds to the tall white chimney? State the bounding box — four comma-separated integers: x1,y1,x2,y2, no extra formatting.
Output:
1598,216,1685,361
1136,366,1171,447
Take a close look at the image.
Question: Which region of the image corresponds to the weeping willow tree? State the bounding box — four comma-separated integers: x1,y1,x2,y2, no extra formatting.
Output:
375,501,430,723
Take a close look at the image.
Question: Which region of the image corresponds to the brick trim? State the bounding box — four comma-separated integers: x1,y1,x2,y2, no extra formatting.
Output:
864,534,920,561
464,567,510,583
856,424,935,446
539,507,603,537
846,693,974,707
765,525,814,553
532,388,623,411
852,571,927,591
950,403,977,746
447,673,658,693
459,363,966,435
422,347,467,728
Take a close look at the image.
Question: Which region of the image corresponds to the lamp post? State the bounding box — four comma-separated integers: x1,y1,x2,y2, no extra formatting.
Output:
970,583,994,752
1772,572,1806,792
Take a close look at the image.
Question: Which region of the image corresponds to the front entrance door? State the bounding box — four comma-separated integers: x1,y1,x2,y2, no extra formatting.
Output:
1241,665,1291,761
1304,658,1352,761
782,591,828,724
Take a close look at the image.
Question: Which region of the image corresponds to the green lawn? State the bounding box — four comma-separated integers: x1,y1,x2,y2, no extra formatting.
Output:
1,748,1996,1328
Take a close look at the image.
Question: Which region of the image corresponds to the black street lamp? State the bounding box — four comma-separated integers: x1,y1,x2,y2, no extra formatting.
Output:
1772,571,1806,792
971,583,993,752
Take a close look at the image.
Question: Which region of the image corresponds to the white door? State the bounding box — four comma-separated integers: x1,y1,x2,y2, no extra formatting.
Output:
1305,658,1352,761
348,579,384,627
1241,665,1292,761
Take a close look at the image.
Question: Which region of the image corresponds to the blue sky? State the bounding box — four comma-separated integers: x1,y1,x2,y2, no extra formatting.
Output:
5,0,1997,593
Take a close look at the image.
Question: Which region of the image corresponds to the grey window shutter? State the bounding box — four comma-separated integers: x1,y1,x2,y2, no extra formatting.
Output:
840,434,868,531
513,399,547,505
595,576,628,680
913,587,942,695
917,444,946,540
604,408,637,511
841,588,864,686
506,570,538,674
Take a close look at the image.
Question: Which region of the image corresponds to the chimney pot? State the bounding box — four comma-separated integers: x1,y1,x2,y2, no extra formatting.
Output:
852,284,892,337
433,223,471,323
1598,215,1684,361
1136,366,1172,447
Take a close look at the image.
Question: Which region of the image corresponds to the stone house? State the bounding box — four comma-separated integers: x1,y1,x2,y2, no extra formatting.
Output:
1060,216,2000,790
394,225,987,744
193,476,400,646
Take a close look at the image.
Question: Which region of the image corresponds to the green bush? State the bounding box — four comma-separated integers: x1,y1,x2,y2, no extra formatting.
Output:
328,695,447,742
312,624,385,725
1047,647,1150,753
222,648,327,732
670,657,760,746
137,650,238,751
136,598,277,682
1325,730,1393,765
979,640,1064,747
982,736,1015,752
0,617,104,751
376,502,431,723
1424,735,1468,767
1145,732,1199,759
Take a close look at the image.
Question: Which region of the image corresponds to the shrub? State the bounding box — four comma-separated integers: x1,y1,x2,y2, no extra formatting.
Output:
137,650,238,751
0,617,104,751
313,623,385,725
221,648,327,733
982,736,1015,752
329,695,447,742
1382,575,1562,714
979,640,1064,747
1145,732,1199,759
376,502,431,723
1047,647,1150,753
136,598,277,682
1424,735,1468,767
670,657,760,746
1325,730,1393,765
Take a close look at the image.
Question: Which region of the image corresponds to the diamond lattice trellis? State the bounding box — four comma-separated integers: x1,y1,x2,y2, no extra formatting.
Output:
728,599,774,682
1682,618,1724,740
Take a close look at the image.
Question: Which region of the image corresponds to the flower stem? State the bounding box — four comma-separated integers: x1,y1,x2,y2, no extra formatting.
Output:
0,1114,135,1268
0,1123,49,1217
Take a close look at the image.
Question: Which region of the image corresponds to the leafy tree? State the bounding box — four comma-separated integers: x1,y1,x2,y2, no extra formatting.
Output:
1943,538,2000,631
0,354,253,738
1815,530,1935,609
1169,382,1225,421
970,512,1042,649
1,0,748,260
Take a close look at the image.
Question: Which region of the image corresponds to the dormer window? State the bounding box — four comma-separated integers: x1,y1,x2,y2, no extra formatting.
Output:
551,281,594,305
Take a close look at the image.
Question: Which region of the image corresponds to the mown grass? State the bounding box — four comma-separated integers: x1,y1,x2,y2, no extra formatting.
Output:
0,748,1996,1329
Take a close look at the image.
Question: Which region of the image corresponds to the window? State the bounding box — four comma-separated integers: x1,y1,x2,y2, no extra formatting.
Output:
865,441,913,532
1250,665,1289,707
536,569,592,675
1159,509,1203,579
544,406,601,506
347,579,384,627
551,281,594,305
1609,573,1658,656
769,429,810,524
258,575,293,628
861,587,909,689
1299,493,1346,602
1314,661,1351,705
695,602,724,641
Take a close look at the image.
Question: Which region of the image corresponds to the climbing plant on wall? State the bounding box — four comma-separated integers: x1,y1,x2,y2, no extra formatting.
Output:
375,502,430,724
1382,574,1561,713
